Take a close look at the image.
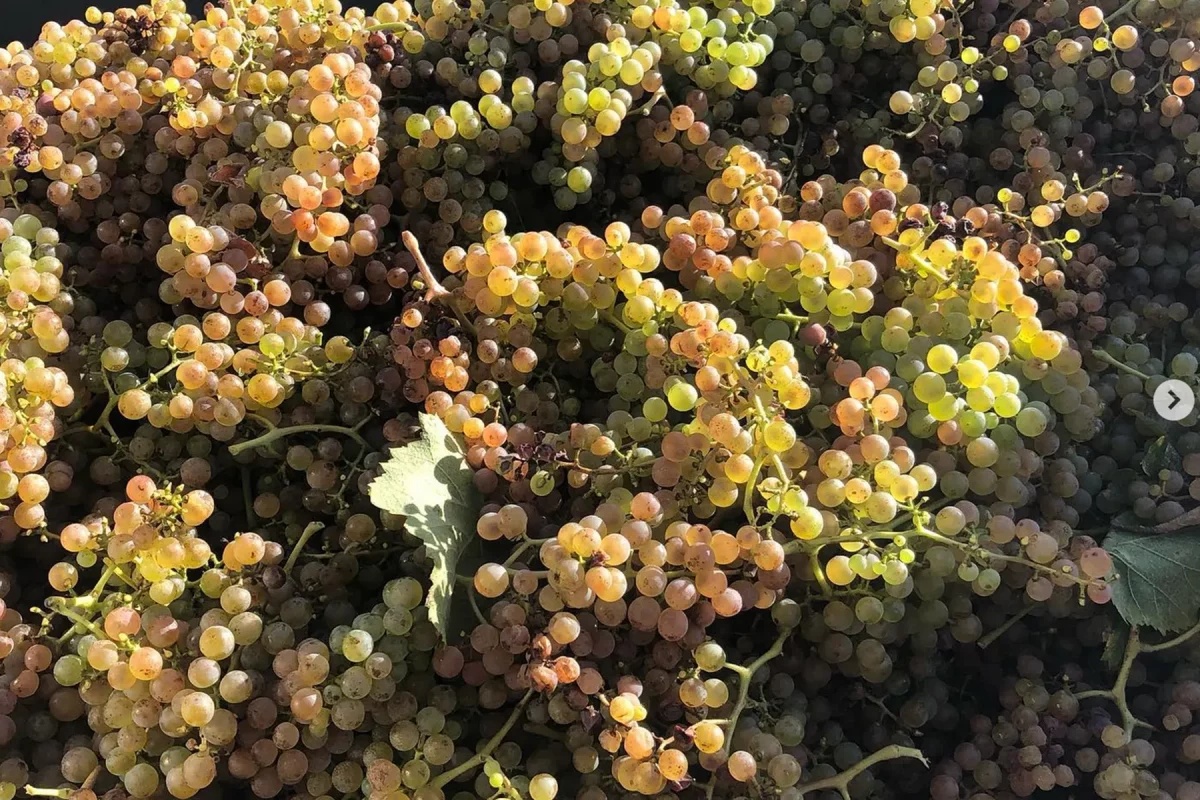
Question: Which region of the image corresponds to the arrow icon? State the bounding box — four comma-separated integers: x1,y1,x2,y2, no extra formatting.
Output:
1155,380,1196,421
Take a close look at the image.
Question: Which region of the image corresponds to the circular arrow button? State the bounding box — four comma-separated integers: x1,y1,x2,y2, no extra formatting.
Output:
1154,379,1196,422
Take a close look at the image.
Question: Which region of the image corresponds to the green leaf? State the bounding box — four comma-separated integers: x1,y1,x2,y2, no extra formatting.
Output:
369,412,482,641
1106,512,1200,633
1102,617,1131,671
1142,436,1182,477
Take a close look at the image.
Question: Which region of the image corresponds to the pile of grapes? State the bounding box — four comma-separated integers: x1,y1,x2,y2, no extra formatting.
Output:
0,0,1199,798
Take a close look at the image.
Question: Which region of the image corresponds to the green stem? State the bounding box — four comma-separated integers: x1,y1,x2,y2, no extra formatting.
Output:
706,626,793,800
793,745,928,800
1105,0,1143,25
503,536,553,568
635,85,670,114
88,565,116,599
880,237,950,282
979,606,1034,649
91,357,182,435
366,21,412,32
45,597,106,642
601,310,634,335
467,582,488,626
102,559,139,591
722,630,787,716
1091,349,1152,381
810,550,834,598
284,522,326,575
229,424,368,457
23,787,71,798
742,455,765,526
912,519,1093,587
433,689,535,788
775,312,809,324
1142,619,1200,653
1076,627,1153,736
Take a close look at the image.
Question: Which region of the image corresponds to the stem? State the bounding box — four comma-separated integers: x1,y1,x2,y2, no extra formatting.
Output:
775,312,809,324
23,787,71,798
913,519,1093,588
92,357,182,435
1077,627,1153,735
742,455,765,526
433,689,535,788
703,630,792,799
1091,349,1151,381
102,559,139,591
979,606,1034,649
467,583,488,626
880,237,950,282
503,536,552,568
45,597,106,641
635,85,670,114
403,231,476,334
1106,0,1142,25
88,564,116,599
366,21,412,32
794,745,928,800
1142,619,1200,653
229,424,368,457
810,550,834,598
707,626,793,800
403,230,450,303
601,310,634,335
284,522,326,575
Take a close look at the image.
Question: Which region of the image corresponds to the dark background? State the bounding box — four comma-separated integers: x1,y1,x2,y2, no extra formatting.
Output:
13,1,214,44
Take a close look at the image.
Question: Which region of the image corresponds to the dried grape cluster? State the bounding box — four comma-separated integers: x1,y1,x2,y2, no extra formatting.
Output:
0,0,1194,800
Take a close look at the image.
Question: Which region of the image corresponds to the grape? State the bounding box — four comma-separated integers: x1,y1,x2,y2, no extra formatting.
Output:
1080,548,1112,579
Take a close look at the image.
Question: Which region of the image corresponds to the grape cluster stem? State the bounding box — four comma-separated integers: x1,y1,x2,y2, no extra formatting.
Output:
91,356,183,438
792,744,929,800
503,536,554,567
25,765,99,799
403,231,478,336
1091,349,1153,381
283,522,327,574
703,624,795,799
228,422,368,457
978,605,1035,648
432,688,536,788
1076,621,1200,735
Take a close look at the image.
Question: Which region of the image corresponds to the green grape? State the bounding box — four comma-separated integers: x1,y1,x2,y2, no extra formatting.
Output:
666,381,698,410
53,654,84,686
882,560,908,585
694,641,727,671
926,344,957,374
974,568,1002,595
854,596,884,624
383,578,424,610
530,470,556,496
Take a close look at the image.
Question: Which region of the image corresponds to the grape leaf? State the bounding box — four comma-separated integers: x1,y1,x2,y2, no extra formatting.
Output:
1101,618,1131,671
1142,436,1182,477
369,412,481,641
1106,512,1200,633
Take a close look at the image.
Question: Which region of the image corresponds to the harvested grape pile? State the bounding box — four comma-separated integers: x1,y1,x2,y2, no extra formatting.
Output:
2,0,1200,799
